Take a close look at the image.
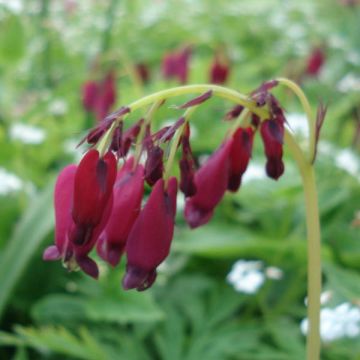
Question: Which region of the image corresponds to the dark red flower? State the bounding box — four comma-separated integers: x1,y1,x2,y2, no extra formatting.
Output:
43,155,116,279
144,145,164,186
70,149,117,245
179,123,197,197
123,177,178,291
184,138,232,228
136,63,150,83
209,55,230,84
162,46,191,84
97,157,144,266
228,127,254,192
82,80,99,112
306,47,325,77
260,119,284,180
94,71,117,120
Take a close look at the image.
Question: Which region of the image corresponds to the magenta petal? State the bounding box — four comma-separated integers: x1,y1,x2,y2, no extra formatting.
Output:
124,177,177,290
184,139,232,228
43,245,61,261
76,256,99,279
98,158,144,266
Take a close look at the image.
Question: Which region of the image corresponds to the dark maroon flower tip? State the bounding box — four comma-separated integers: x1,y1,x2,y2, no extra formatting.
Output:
118,119,144,157
209,55,230,85
145,146,164,186
176,91,213,109
260,119,284,180
179,123,197,197
136,63,150,83
306,47,325,77
228,127,254,192
82,80,99,112
122,266,157,291
184,139,232,228
155,117,185,143
123,177,178,291
76,255,99,279
225,105,244,121
97,157,145,266
312,101,327,163
110,123,123,152
71,150,117,244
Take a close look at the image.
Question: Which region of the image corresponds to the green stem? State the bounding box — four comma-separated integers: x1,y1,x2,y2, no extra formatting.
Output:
128,84,269,119
276,78,315,162
133,100,163,166
285,129,321,360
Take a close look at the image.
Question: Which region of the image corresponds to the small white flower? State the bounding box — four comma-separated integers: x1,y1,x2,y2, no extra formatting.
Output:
227,260,265,295
301,302,360,342
10,123,46,145
0,168,23,196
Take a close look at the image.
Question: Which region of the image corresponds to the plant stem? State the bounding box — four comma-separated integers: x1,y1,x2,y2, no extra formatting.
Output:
276,78,315,162
285,129,321,360
128,84,269,119
302,165,321,360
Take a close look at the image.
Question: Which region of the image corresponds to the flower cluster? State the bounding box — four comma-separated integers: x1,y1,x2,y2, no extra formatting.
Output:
44,80,289,291
227,260,283,294
301,302,360,342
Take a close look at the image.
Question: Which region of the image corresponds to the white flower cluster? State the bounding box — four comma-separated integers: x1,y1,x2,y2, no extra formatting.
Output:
227,260,283,294
10,123,46,145
0,168,23,196
301,302,360,343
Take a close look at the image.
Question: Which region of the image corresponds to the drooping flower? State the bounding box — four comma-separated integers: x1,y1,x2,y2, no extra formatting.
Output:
82,80,99,112
69,149,116,246
81,70,117,121
43,156,116,279
123,177,178,291
209,54,230,84
97,157,144,266
136,63,150,83
184,138,232,228
179,123,197,197
305,47,325,77
260,119,284,180
162,46,191,84
228,127,254,192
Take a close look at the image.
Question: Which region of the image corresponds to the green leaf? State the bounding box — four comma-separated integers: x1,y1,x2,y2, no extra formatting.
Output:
32,292,164,325
323,262,360,301
0,180,55,320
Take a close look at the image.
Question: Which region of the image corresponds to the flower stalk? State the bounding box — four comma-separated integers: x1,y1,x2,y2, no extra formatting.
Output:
46,80,322,360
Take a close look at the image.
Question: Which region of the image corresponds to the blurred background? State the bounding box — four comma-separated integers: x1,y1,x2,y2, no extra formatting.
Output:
0,0,360,359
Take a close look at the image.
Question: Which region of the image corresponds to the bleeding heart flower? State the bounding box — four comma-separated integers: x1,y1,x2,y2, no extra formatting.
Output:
123,177,178,291
97,157,144,266
184,138,232,228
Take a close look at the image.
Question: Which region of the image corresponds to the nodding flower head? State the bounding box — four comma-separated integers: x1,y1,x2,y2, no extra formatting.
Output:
306,47,325,77
228,127,254,192
184,138,232,229
97,157,144,267
162,46,191,84
123,177,178,291
209,54,230,85
43,150,117,279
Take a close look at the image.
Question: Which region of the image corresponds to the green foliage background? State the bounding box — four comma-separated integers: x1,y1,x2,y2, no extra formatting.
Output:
0,0,359,359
